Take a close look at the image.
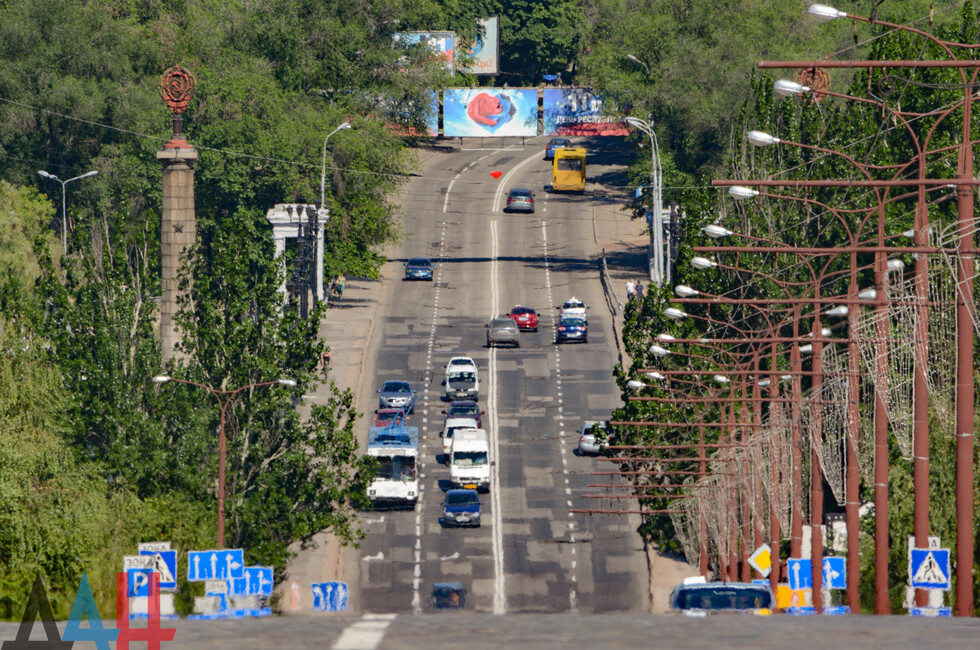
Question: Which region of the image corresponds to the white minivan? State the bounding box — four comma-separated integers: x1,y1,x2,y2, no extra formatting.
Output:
449,428,490,492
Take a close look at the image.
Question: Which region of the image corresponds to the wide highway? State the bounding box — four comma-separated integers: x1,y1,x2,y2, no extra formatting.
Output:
351,136,648,615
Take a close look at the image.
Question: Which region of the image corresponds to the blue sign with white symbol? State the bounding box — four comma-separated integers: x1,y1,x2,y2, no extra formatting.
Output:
127,569,153,598
822,556,846,590
787,606,816,616
823,605,850,615
139,549,177,590
909,548,951,590
787,558,812,591
910,606,952,617
312,582,349,612
230,566,274,597
187,549,245,582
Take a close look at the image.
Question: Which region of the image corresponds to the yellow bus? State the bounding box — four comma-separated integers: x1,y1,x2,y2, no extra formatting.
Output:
552,148,587,192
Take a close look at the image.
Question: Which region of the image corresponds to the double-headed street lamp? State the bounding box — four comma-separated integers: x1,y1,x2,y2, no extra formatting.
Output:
151,375,297,548
37,169,98,254
624,116,666,285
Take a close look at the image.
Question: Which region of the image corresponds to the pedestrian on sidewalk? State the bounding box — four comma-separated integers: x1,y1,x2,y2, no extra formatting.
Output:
635,283,644,299
335,273,347,299
321,349,332,377
626,279,636,300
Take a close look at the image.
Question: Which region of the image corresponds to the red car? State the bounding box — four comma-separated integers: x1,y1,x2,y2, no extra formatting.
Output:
374,408,410,427
509,306,538,332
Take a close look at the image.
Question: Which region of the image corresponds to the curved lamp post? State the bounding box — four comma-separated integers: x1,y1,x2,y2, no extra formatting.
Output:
152,375,297,547
37,169,98,254
624,116,665,284
320,122,351,219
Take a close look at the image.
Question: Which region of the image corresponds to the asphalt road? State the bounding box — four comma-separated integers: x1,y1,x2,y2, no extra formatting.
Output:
352,137,648,615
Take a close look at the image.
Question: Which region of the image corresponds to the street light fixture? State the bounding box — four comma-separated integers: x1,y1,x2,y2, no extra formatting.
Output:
746,130,781,147
728,186,760,199
626,54,651,75
703,224,733,239
152,374,297,547
664,307,688,321
674,285,700,298
690,256,717,270
624,116,666,284
320,121,351,219
806,3,847,21
37,169,99,254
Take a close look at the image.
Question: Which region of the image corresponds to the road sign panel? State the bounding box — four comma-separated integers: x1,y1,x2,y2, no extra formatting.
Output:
139,549,177,590
823,606,850,615
787,606,816,615
822,556,846,590
123,555,155,571
187,549,245,582
909,548,951,590
787,558,812,591
910,606,952,617
138,541,171,553
311,582,349,612
234,566,274,597
127,569,153,598
748,544,772,578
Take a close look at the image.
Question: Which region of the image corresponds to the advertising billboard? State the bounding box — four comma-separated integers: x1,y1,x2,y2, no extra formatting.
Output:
392,32,455,75
443,88,538,137
543,88,628,136
460,16,499,75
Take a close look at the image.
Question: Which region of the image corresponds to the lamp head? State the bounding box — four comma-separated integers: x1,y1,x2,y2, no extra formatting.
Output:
703,224,732,239
151,375,171,384
690,256,718,270
645,371,666,381
774,79,810,97
747,130,780,147
712,375,730,385
664,307,688,320
649,344,671,358
674,285,700,298
627,379,645,391
807,3,847,22
728,186,760,200
278,378,298,387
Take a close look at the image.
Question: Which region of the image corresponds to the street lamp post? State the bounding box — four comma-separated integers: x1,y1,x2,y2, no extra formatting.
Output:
624,117,665,285
37,169,98,254
320,122,351,219
151,375,297,548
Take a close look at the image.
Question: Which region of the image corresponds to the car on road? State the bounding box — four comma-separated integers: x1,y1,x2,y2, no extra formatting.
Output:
487,317,520,347
556,316,588,343
442,416,480,462
508,306,538,332
374,408,410,427
440,489,482,527
429,582,466,609
560,297,588,322
670,579,774,615
404,257,434,281
504,188,534,213
444,356,479,400
578,420,610,455
442,400,484,428
378,380,415,410
545,137,571,160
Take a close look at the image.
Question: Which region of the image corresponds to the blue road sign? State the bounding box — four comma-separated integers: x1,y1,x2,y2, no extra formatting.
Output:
127,569,153,598
787,607,816,616
787,558,812,591
909,606,952,617
822,556,846,590
230,566,274,597
823,606,850,615
312,582,349,612
909,548,951,590
139,549,177,590
187,549,245,582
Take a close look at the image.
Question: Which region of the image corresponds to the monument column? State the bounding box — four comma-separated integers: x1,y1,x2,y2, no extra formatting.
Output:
156,66,198,363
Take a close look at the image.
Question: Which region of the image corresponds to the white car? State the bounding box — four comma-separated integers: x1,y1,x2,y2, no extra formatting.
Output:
560,297,588,322
442,417,480,463
445,356,479,400
578,420,609,455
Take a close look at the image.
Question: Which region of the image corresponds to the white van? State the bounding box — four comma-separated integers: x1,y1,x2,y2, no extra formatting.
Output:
442,417,479,463
449,428,490,492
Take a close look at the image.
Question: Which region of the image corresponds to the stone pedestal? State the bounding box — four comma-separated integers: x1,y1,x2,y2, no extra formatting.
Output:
157,145,198,363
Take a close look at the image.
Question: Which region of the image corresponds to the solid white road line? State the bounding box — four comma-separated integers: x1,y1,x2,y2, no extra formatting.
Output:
493,151,548,213
489,219,506,614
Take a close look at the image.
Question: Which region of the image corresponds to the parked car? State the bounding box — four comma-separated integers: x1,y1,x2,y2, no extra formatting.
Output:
404,257,434,281
508,306,538,332
440,489,482,527
545,137,571,160
670,579,774,615
444,356,479,400
442,416,480,462
442,400,484,428
374,408,410,427
378,380,415,410
504,188,534,213
556,316,588,343
578,420,609,455
560,297,588,321
487,318,520,347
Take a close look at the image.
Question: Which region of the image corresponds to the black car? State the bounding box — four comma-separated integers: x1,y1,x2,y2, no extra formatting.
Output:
504,188,534,213
556,316,587,343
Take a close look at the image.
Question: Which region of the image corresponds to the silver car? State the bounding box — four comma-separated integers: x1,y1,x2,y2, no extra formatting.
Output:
578,420,609,455
486,318,520,348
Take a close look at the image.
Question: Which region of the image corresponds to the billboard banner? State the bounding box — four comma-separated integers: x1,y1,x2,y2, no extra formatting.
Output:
393,32,455,75
443,88,538,137
543,88,628,136
460,16,499,75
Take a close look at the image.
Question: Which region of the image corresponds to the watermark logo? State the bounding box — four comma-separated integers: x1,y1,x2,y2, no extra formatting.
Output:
2,573,175,649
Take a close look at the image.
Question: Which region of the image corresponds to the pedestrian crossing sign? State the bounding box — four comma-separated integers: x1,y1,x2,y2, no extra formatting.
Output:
908,547,951,590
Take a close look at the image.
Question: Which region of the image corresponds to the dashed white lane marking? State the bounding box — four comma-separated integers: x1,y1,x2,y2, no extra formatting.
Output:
332,613,398,650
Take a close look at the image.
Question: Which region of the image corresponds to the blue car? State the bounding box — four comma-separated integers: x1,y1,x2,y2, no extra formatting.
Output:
556,316,588,343
404,257,434,281
545,137,571,160
440,489,481,527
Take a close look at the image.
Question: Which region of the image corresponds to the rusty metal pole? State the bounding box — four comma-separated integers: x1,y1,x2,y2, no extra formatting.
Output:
810,306,825,613
740,374,753,582
727,399,740,582
845,283,861,612
790,306,804,559
873,205,892,614
912,148,931,609
698,424,709,576
768,342,782,594
954,77,975,617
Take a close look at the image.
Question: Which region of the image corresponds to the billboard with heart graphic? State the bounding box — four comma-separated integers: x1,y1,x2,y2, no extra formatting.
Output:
443,88,538,137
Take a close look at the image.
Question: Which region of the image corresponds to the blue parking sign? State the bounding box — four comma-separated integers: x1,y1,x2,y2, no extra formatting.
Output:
127,569,153,598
